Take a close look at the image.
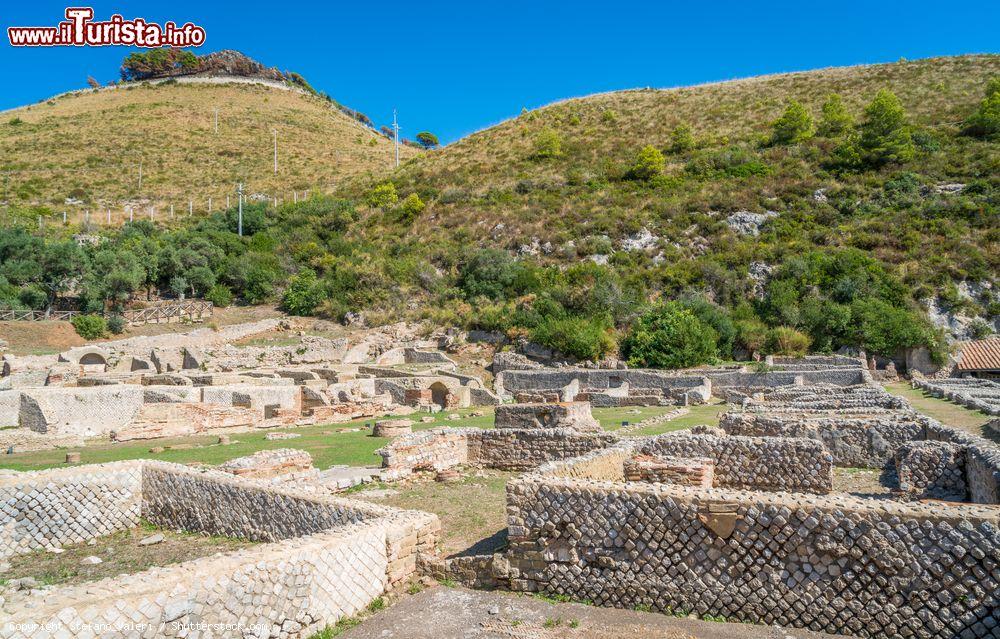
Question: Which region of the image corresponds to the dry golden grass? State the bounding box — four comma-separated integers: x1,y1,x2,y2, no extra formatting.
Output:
390,54,1000,245
0,80,417,218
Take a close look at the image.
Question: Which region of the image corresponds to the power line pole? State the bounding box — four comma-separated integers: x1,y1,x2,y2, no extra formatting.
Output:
273,129,278,174
392,109,400,168
237,183,244,237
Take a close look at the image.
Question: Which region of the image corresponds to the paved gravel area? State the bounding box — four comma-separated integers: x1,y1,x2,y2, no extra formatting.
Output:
341,586,837,639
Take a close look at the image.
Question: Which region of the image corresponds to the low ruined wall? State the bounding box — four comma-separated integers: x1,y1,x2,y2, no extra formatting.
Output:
142,463,385,541
639,432,833,493
18,386,144,437
376,427,480,480
0,389,20,426
0,461,143,559
894,441,967,500
496,369,708,400
494,401,600,431
2,460,439,639
478,428,618,472
200,384,301,413
923,421,1000,505
720,411,924,468
505,473,1000,638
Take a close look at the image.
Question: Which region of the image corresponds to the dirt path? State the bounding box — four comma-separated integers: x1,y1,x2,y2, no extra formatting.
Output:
339,587,836,639
883,381,995,441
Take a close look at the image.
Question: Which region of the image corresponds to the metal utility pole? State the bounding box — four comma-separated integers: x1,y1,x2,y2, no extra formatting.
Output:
273,129,278,174
392,110,400,168
237,183,244,237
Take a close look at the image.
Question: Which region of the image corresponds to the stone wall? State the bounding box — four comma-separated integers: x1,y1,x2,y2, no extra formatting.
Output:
376,427,480,480
639,433,834,494
894,441,967,500
505,467,1000,638
0,461,143,559
142,463,387,541
923,421,1000,505
494,401,601,432
377,425,618,476
17,386,144,437
623,455,714,487
1,460,439,639
720,411,925,468
495,369,710,404
478,429,618,472
913,378,1000,416
0,389,20,426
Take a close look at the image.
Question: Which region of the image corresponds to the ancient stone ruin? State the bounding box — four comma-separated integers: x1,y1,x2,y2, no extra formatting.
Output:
0,460,438,637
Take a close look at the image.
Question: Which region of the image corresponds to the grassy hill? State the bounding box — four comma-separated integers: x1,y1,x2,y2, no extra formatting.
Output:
2,55,998,366
0,79,416,220
385,55,997,263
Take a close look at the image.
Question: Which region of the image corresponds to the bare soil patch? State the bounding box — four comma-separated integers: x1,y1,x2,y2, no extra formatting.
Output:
2,523,256,587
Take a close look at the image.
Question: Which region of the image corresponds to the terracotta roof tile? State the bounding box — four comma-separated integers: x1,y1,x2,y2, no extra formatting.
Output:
957,338,1000,372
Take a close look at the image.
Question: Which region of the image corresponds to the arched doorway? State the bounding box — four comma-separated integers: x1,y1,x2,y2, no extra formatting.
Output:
429,382,450,409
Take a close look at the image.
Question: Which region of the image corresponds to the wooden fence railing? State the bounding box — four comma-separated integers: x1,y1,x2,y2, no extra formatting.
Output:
0,301,213,325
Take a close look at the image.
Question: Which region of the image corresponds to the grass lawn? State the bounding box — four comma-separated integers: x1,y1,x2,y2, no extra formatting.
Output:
626,401,727,436
0,405,681,473
355,470,514,557
2,520,255,587
883,382,995,441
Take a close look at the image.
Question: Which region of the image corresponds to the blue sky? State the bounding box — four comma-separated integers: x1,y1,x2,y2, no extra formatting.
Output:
2,1,998,143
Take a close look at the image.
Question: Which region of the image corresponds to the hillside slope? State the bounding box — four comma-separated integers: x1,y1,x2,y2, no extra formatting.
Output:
351,55,998,336
0,79,416,216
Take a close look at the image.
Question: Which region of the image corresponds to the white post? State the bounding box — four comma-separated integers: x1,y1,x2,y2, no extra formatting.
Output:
171,204,175,219
63,211,67,224
237,183,243,237
208,197,212,212
293,191,297,204
189,200,193,217
393,109,400,168
129,207,133,222
107,209,111,224
226,195,230,209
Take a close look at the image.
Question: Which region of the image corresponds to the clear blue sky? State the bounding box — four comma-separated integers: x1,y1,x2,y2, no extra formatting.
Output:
2,1,998,143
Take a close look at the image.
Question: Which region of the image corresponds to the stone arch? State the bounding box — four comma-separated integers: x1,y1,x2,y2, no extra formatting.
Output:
429,381,450,408
79,352,107,367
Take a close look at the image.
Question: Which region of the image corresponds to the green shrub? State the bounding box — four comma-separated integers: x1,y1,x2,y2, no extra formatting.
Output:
71,314,107,340
771,100,814,145
366,182,398,209
459,249,520,300
764,326,810,356
678,297,735,359
281,269,323,316
963,77,1000,139
848,298,936,356
205,284,234,307
628,145,666,180
670,123,695,152
106,314,126,334
839,89,915,167
620,303,718,369
818,94,853,137
399,193,426,221
533,128,563,159
734,319,769,358
529,315,616,361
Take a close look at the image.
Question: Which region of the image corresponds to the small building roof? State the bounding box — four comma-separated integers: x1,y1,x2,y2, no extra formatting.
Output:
956,338,1000,372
